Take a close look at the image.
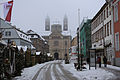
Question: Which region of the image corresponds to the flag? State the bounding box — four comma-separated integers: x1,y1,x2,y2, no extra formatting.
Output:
3,0,13,22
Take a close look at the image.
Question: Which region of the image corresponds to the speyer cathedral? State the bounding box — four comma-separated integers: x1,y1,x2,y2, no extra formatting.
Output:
43,15,71,60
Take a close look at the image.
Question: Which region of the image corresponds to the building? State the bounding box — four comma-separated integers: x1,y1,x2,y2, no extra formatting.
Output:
43,23,71,60
0,18,32,48
27,30,49,62
45,16,50,31
112,0,120,66
27,30,49,53
71,36,77,46
80,19,91,58
63,15,68,31
91,3,113,64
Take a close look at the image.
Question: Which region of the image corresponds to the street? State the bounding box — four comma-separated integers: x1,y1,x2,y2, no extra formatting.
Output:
35,61,78,80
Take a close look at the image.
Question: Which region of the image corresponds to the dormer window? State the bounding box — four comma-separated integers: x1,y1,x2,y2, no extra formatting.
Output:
20,34,22,37
31,35,34,38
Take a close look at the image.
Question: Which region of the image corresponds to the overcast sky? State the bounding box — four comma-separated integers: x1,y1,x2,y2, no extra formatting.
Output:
0,0,105,37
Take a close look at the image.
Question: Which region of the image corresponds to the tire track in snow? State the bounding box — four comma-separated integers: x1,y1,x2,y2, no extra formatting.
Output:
45,64,52,80
55,64,66,80
51,64,56,80
36,64,51,80
59,64,78,80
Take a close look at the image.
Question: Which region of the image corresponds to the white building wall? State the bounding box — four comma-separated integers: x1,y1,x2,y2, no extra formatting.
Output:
91,4,114,64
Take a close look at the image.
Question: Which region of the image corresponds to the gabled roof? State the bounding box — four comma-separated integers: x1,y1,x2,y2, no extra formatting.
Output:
0,40,7,45
16,29,31,42
27,30,37,34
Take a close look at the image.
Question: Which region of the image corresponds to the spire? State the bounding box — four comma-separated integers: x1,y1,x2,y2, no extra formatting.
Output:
63,14,68,31
45,15,50,31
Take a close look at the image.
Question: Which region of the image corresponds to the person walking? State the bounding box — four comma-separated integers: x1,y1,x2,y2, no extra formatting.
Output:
103,56,107,67
97,57,101,67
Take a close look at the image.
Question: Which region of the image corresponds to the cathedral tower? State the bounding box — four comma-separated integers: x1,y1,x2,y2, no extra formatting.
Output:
45,16,50,31
63,15,68,31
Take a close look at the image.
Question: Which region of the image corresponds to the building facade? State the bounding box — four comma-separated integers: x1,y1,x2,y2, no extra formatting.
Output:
71,36,77,46
113,0,120,66
0,18,32,48
43,24,71,60
27,30,49,53
91,3,114,64
80,19,91,58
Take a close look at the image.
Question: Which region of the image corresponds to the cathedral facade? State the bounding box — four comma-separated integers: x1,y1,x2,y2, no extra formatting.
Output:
43,15,71,60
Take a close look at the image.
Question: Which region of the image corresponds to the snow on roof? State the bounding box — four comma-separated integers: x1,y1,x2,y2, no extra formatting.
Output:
27,30,37,34
17,46,27,52
16,30,31,42
31,45,36,49
40,35,46,41
36,52,41,55
62,31,71,36
47,53,51,57
0,40,7,45
39,31,51,36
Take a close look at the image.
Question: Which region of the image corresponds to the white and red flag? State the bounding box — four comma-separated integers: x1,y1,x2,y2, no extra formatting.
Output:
3,0,13,22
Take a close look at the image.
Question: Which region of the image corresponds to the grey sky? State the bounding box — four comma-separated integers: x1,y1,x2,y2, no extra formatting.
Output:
0,0,105,37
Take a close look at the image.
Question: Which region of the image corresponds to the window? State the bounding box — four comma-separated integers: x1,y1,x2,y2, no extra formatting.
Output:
31,35,34,38
20,34,22,37
109,5,111,15
101,12,103,22
104,10,106,20
115,32,119,51
101,27,103,38
114,3,118,22
104,24,106,37
107,22,109,36
54,41,59,46
109,21,112,34
65,41,67,46
5,31,11,36
8,31,11,36
107,7,108,18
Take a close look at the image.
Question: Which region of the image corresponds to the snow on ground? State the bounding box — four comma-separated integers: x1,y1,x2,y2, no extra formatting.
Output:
51,64,56,80
62,61,117,80
15,60,59,80
107,65,120,71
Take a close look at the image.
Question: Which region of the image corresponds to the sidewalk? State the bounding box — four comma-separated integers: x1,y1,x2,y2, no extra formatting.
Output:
101,65,120,80
62,62,116,80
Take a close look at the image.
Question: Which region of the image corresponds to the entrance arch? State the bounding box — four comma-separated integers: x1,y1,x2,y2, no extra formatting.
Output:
54,52,59,60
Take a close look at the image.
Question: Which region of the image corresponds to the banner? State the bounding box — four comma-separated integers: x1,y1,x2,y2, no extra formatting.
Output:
3,0,13,22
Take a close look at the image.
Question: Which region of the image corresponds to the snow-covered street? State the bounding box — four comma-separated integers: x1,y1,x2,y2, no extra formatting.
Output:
35,61,77,80
13,60,120,80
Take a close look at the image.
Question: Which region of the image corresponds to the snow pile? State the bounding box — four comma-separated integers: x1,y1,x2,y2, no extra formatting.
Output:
15,64,45,80
62,61,116,80
107,65,120,71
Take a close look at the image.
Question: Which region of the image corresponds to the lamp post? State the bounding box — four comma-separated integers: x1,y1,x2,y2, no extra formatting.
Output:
77,28,80,70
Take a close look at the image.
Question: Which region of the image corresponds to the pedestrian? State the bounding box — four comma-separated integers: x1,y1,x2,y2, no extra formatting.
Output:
97,57,101,67
103,56,107,67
